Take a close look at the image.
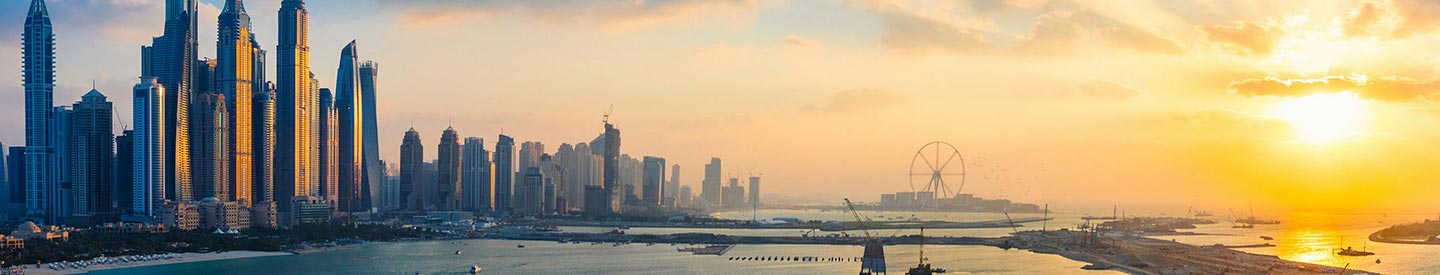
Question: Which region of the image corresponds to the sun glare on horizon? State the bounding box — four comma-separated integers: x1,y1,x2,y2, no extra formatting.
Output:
1269,92,1368,144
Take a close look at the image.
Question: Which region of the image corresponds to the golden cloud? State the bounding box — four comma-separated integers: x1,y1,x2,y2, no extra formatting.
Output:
1198,20,1283,56
1011,9,1182,56
1229,75,1440,101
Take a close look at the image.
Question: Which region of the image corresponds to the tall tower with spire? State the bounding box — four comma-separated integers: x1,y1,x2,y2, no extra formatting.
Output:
217,0,255,205
141,0,198,203
22,0,55,223
335,41,363,213
276,0,314,214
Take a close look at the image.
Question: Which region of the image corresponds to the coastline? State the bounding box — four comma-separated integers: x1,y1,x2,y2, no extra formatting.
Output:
21,251,292,275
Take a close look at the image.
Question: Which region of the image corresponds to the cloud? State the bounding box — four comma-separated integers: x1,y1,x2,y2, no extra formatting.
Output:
1228,75,1440,101
857,0,987,54
783,34,824,50
383,0,762,32
1011,9,1183,56
803,89,906,114
1340,0,1440,38
1198,20,1283,56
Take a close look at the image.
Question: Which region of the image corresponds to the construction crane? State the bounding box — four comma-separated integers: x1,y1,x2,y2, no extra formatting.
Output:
602,104,614,125
845,198,874,240
846,198,886,275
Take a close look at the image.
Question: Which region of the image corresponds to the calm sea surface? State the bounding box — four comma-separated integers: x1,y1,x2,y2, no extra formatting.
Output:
82,209,1439,274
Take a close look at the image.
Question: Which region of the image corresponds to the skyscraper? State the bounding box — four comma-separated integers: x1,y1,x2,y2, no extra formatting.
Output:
668,164,680,205
133,77,167,218
6,147,25,219
748,175,761,208
23,0,55,223
318,89,339,210
641,157,665,206
493,135,514,213
276,0,315,213
335,41,363,213
436,127,461,211
600,123,621,213
191,93,229,201
556,144,586,212
358,61,381,212
49,105,70,223
217,0,255,205
702,158,722,208
68,89,114,219
252,89,276,204
518,142,544,171
517,167,544,216
461,137,491,211
142,0,198,205
115,132,133,215
399,128,423,211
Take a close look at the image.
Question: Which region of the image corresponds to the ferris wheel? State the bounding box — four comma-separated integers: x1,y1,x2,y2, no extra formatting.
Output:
909,141,966,202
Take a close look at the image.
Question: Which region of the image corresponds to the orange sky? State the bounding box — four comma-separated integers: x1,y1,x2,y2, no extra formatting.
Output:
4,0,1440,212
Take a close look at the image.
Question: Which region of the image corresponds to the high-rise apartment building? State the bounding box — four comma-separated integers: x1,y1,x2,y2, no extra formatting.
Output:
132,77,167,218
318,89,338,209
23,0,56,224
191,93,230,201
461,138,491,211
217,0,256,205
702,158,722,208
641,157,665,206
358,61,381,211
399,128,423,211
275,0,315,213
68,89,114,220
493,135,514,212
436,127,461,211
141,0,198,205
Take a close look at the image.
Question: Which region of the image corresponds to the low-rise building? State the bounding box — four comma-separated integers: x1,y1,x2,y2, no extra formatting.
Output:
12,222,69,241
199,198,252,230
160,201,199,231
291,196,331,225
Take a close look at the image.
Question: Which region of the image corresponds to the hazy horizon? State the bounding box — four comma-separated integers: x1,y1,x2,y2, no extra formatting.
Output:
5,0,1440,212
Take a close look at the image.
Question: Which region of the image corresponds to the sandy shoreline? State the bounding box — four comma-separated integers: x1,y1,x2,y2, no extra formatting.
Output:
21,251,292,275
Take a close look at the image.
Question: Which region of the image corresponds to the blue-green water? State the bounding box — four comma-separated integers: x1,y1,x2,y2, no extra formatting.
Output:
85,239,1118,274
81,209,1440,274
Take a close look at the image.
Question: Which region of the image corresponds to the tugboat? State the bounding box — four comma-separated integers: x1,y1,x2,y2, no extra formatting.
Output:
906,227,947,275
1337,246,1375,256
1336,238,1375,256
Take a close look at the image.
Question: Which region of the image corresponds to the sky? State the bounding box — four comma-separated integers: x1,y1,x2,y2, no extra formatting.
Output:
4,0,1440,213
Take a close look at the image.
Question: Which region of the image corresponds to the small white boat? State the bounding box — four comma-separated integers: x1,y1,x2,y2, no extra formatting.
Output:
455,250,462,255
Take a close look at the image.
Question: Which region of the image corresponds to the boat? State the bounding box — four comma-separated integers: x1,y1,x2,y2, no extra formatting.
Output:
1376,259,1382,264
677,245,734,256
1260,236,1273,240
471,265,483,274
1232,223,1253,229
1337,246,1375,256
455,250,462,255
517,244,525,248
906,227,947,275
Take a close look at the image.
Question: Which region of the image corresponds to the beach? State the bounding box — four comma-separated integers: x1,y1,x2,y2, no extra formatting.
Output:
21,251,292,275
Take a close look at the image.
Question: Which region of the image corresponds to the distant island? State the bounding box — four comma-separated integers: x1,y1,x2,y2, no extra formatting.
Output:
1371,219,1440,245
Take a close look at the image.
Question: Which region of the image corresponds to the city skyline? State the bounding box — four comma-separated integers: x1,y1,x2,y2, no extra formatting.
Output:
7,1,1440,210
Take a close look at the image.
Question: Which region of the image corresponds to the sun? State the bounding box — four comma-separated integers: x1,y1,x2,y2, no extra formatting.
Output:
1269,92,1368,144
